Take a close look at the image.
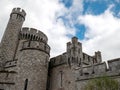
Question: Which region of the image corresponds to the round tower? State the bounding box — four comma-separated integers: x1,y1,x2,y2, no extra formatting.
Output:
0,8,26,64
16,27,50,90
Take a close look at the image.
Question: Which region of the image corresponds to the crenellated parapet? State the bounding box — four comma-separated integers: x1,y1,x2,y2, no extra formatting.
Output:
19,27,50,55
75,58,120,81
50,53,67,68
108,58,120,72
67,37,82,56
82,53,94,65
20,27,48,43
10,7,26,20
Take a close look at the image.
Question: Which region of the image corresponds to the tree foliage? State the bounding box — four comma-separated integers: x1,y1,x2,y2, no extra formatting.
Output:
84,76,120,90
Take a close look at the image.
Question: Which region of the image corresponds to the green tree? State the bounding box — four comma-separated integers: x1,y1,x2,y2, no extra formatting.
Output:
84,76,120,90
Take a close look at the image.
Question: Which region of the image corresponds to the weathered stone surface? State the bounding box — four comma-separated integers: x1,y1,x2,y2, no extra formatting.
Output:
0,7,120,90
0,8,26,65
16,49,49,90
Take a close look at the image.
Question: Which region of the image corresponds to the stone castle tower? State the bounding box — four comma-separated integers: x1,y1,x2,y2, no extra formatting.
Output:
0,8,26,65
0,8,50,90
0,7,120,90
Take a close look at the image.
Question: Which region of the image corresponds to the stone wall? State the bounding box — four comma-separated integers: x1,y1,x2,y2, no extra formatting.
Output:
49,55,120,90
0,70,17,90
50,53,67,68
108,58,120,71
49,65,76,90
75,58,120,90
16,49,49,90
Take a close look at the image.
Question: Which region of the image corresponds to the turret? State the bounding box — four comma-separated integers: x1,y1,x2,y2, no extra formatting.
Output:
72,36,78,44
95,51,102,63
67,37,83,67
15,27,50,90
11,8,26,20
0,8,26,66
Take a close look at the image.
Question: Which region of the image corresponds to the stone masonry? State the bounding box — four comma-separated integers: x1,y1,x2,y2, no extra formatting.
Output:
0,7,120,90
0,8,50,90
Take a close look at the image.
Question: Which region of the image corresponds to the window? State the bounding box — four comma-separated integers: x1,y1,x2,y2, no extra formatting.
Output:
68,58,71,67
59,71,63,88
24,79,28,90
28,40,31,47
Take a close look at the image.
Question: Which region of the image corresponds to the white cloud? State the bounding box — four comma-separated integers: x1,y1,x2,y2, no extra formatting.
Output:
1,0,119,61
0,0,85,57
116,0,120,3
64,0,83,25
79,5,120,61
0,0,78,57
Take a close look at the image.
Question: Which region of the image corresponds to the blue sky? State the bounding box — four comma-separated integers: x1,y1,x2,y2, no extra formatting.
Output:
59,0,120,40
0,0,120,60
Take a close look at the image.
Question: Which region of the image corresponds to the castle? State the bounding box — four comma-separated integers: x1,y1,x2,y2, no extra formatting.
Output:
0,7,120,90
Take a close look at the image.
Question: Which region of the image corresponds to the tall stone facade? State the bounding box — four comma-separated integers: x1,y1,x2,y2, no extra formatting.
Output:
0,8,26,66
0,7,120,90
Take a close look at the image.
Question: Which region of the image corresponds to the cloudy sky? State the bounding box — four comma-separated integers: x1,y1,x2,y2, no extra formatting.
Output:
0,0,120,61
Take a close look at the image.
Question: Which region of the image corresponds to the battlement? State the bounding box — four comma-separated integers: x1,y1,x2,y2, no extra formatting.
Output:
75,58,120,81
108,58,120,71
20,27,48,43
19,27,50,55
67,37,82,58
11,7,26,19
67,37,82,47
50,53,67,68
72,37,78,44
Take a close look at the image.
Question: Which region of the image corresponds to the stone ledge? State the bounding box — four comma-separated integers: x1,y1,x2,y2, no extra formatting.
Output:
0,70,17,74
21,47,50,56
0,82,15,85
76,71,120,81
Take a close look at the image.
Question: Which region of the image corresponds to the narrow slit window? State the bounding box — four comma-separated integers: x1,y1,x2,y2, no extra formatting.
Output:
24,79,28,90
28,40,31,47
60,71,63,88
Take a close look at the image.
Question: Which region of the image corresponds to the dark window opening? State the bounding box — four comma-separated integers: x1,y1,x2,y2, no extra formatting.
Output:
60,71,63,88
88,56,90,62
79,58,81,66
78,49,80,53
77,57,78,63
24,79,28,90
28,40,31,47
68,58,71,67
83,54,85,60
